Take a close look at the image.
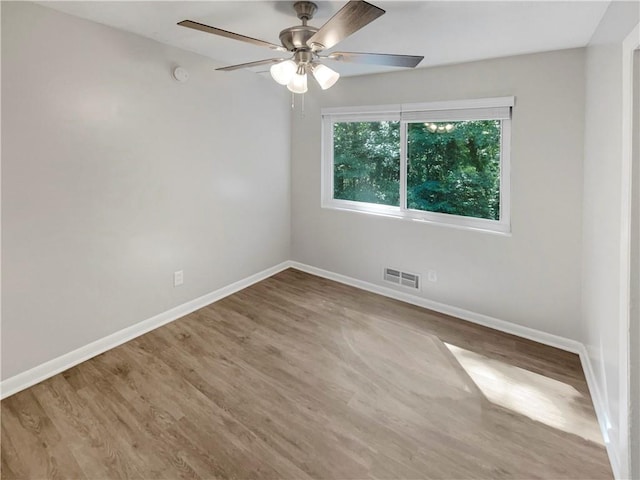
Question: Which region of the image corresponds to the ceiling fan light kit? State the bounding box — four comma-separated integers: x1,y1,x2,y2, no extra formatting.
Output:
311,63,340,90
270,59,297,85
178,0,424,94
289,66,309,94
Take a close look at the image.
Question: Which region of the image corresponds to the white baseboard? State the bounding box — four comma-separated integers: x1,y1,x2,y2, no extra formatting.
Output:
0,261,291,400
288,261,618,478
289,261,582,353
0,259,619,479
578,344,620,479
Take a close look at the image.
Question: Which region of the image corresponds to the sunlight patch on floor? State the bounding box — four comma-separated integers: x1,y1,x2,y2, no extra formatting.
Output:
445,343,603,445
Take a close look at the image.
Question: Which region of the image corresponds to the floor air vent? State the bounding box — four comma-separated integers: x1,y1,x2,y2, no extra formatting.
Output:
384,268,420,290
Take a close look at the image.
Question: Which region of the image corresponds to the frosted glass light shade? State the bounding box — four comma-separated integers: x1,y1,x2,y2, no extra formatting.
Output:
287,72,308,94
270,60,296,85
311,63,340,90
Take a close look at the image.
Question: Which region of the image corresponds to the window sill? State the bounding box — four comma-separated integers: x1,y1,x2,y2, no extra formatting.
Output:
321,200,511,236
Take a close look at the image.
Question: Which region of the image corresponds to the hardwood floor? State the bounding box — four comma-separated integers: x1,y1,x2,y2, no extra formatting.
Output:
1,269,612,479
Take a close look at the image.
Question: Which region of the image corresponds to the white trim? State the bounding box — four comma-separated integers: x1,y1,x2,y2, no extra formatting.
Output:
619,21,640,480
0,261,291,400
288,261,617,476
401,107,511,122
322,103,401,116
402,96,515,113
321,99,513,234
288,261,581,353
320,202,512,236
322,199,511,233
0,258,579,399
0,257,618,477
500,119,512,227
579,343,620,479
322,112,400,123
399,121,408,212
322,96,515,117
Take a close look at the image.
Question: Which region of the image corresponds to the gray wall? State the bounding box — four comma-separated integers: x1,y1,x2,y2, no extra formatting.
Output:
291,48,585,340
582,2,640,476
1,2,291,380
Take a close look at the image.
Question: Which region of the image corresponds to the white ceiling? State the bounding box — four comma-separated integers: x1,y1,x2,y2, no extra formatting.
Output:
39,1,610,77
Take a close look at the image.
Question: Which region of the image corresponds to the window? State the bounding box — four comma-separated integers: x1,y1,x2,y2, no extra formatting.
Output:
322,97,513,233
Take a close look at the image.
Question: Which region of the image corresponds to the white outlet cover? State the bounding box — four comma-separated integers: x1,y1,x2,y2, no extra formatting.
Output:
174,270,184,286
428,270,438,282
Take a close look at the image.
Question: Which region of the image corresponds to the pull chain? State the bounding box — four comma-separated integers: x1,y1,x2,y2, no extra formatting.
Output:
290,92,306,117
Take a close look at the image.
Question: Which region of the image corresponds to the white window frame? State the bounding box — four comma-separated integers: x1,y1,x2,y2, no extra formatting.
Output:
321,96,514,234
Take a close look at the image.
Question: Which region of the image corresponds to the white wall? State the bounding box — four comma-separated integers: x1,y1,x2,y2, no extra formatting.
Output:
582,2,640,477
2,2,637,474
1,2,291,380
630,48,639,480
291,48,585,340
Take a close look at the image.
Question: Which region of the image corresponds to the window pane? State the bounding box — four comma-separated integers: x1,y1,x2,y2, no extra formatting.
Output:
333,121,400,206
407,120,501,220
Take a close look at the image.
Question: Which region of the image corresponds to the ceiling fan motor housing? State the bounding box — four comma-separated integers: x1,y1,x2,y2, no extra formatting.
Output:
279,1,321,52
279,25,319,51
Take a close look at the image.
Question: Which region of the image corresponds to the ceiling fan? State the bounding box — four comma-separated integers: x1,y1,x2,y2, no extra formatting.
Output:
178,0,424,94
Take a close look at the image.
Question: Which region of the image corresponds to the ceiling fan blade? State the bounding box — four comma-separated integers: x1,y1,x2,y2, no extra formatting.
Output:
178,20,287,52
216,58,287,72
325,51,424,68
306,1,385,51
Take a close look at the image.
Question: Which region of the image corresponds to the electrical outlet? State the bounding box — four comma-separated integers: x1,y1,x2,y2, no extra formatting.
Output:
427,270,438,282
174,270,184,287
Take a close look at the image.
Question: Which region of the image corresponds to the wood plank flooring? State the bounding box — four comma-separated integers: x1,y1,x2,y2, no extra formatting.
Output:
1,268,612,479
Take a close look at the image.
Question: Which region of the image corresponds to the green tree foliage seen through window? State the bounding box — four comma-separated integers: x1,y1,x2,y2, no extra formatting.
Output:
332,119,501,221
333,121,400,206
407,120,501,220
